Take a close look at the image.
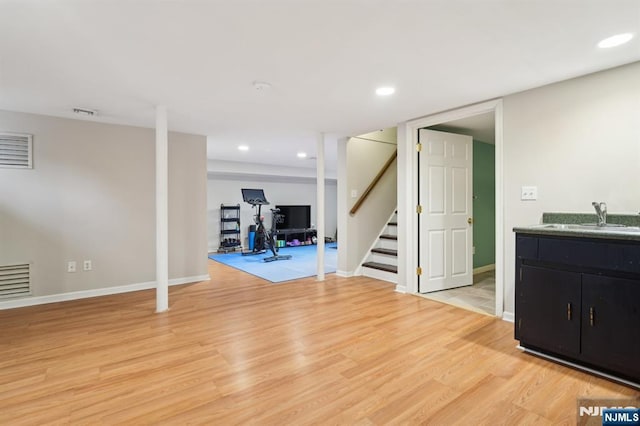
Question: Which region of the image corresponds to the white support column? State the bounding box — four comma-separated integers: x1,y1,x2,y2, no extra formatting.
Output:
396,123,410,293
155,105,169,312
316,132,325,281
336,137,349,277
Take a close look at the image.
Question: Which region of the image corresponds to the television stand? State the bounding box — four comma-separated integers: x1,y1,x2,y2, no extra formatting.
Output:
274,228,317,247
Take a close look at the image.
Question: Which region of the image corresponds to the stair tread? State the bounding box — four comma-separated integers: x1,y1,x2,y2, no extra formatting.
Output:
380,234,397,240
362,262,398,273
371,248,398,256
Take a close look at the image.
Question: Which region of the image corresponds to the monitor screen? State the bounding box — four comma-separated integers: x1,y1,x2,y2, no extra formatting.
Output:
241,188,269,205
275,205,311,230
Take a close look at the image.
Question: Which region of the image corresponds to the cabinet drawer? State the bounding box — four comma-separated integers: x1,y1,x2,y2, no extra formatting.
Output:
516,235,538,260
605,243,640,274
538,238,607,269
538,237,640,273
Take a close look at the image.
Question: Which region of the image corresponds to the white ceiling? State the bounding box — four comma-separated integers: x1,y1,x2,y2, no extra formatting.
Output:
1,1,639,173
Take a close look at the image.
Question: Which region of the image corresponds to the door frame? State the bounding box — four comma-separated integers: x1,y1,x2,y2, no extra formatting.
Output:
396,98,505,318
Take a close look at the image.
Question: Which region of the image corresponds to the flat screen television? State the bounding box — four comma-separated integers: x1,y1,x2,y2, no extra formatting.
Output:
275,205,311,230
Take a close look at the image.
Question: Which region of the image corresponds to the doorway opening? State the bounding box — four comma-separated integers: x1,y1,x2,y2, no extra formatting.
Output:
418,113,496,315
398,99,503,318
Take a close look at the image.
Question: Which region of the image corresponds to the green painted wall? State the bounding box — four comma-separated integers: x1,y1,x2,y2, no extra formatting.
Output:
473,140,495,268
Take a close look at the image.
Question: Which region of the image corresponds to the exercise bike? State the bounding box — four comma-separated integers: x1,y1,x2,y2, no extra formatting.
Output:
241,188,291,263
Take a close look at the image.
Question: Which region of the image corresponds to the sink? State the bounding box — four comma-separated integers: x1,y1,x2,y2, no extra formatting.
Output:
540,223,640,232
540,224,577,229
540,224,594,230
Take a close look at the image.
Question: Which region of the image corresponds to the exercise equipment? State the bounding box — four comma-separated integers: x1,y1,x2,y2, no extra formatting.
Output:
241,188,291,262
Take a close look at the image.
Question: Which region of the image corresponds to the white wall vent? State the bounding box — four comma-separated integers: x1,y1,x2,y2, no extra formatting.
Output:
0,132,33,169
0,264,31,298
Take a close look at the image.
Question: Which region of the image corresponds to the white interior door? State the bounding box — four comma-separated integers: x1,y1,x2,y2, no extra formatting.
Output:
418,129,473,293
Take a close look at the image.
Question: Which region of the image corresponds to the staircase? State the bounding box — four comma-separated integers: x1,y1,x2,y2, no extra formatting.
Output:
361,211,398,284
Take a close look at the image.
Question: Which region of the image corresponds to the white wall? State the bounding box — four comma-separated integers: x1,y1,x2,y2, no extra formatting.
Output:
503,61,640,314
339,131,397,275
0,110,208,299
207,173,337,251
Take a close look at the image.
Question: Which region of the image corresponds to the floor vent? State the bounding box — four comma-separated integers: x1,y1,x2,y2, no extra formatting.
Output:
0,132,33,169
0,264,31,298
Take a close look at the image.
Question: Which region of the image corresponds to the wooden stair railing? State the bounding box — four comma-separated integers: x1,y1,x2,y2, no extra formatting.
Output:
350,149,397,215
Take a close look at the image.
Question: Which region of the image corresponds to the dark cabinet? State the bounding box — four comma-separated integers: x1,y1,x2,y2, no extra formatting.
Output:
581,274,640,380
515,233,640,384
518,265,581,357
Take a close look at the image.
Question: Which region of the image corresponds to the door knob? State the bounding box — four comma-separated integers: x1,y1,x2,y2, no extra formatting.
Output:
467,217,473,225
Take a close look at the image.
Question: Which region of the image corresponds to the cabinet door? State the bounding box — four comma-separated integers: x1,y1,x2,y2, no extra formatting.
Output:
581,274,640,381
518,265,581,357
514,235,537,340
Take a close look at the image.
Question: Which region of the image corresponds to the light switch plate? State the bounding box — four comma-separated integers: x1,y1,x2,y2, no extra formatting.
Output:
521,186,538,200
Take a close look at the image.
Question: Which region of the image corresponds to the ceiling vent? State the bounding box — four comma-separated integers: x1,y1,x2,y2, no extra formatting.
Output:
0,263,31,299
73,108,97,117
0,132,33,169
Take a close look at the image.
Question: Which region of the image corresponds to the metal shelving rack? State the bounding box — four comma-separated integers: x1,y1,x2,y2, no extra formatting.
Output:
219,204,241,252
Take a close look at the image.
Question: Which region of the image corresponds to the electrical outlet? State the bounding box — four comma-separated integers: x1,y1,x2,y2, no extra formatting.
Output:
521,186,538,201
351,189,358,198
67,261,77,273
83,260,92,271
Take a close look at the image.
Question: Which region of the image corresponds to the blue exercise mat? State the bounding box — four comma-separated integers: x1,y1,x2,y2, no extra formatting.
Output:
209,242,337,283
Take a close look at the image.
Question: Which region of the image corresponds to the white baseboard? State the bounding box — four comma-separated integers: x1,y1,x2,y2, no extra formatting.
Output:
0,274,210,311
473,264,496,274
502,311,514,322
395,285,407,293
336,269,355,278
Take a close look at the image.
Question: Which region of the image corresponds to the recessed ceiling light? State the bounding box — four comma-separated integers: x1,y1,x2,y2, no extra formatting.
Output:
238,145,249,151
252,81,272,90
297,152,307,158
597,33,633,48
376,87,395,96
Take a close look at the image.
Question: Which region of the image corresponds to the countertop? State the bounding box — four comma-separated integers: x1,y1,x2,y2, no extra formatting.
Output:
513,223,640,242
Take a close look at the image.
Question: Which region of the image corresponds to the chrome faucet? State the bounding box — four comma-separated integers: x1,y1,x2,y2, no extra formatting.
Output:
592,201,607,226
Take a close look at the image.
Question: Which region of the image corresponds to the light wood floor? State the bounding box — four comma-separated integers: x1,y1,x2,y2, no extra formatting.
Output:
0,261,637,425
419,270,496,316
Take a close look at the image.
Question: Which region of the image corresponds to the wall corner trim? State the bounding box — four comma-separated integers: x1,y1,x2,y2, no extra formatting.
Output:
0,274,211,311
502,311,515,323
